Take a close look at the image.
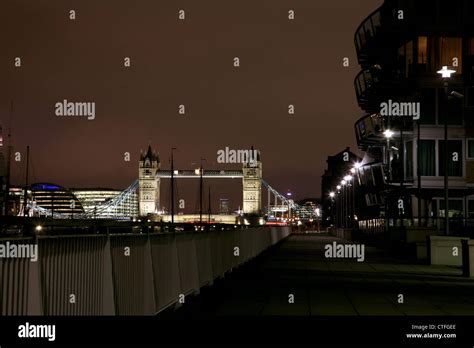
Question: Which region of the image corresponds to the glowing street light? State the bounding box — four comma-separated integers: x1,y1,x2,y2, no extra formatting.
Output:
336,185,341,190
354,162,362,169
437,66,455,236
383,129,394,138
329,192,335,198
344,175,353,182
341,180,347,186
437,66,456,79
350,167,356,174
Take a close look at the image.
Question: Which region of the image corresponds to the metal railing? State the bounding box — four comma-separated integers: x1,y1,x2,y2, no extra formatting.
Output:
354,8,382,58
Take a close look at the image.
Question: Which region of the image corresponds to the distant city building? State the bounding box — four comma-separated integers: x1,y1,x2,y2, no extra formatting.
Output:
242,148,262,214
0,125,6,215
219,198,230,214
321,147,361,227
295,198,321,220
28,183,84,217
353,0,474,234
139,145,160,216
7,186,22,216
72,188,138,218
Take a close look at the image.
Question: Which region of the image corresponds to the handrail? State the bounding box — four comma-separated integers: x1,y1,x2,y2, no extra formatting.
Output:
354,68,381,99
354,6,383,55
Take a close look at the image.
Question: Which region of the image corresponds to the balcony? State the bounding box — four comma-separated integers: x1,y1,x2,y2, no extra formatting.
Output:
354,113,384,151
354,8,383,66
354,68,383,113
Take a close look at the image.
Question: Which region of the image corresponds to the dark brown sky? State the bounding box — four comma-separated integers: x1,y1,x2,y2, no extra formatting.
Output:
1,0,381,211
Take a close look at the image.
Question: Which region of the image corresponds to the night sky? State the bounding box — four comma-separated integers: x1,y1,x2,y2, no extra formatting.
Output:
1,0,381,212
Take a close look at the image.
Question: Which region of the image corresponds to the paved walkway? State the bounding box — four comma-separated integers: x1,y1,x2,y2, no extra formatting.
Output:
160,233,474,316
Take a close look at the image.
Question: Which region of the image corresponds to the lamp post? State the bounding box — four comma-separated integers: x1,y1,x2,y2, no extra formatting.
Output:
437,66,455,235
199,158,206,229
384,129,394,229
336,185,341,228
344,174,353,227
352,163,362,227
341,179,347,228
170,147,177,225
329,191,335,227
286,191,292,225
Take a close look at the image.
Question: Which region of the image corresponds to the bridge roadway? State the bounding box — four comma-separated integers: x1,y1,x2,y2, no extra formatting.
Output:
160,233,474,316
156,170,243,178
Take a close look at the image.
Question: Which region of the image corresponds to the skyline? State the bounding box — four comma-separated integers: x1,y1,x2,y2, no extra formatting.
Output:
1,0,381,203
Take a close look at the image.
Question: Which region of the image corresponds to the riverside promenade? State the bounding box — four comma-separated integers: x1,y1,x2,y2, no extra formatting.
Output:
160,233,474,317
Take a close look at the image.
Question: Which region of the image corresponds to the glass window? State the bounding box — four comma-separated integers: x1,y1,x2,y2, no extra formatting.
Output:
398,41,414,78
405,141,413,179
439,140,463,177
439,37,462,73
418,36,428,73
419,89,435,124
428,37,462,73
419,140,436,176
468,200,474,218
439,199,463,218
438,88,463,125
439,0,461,24
468,38,474,55
406,41,413,77
468,140,474,159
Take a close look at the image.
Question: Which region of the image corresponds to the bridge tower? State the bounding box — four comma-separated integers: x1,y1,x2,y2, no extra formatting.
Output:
242,149,262,214
139,145,160,216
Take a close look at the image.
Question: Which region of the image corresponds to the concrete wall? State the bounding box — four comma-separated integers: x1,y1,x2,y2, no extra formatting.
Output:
430,236,469,266
465,240,474,278
0,226,290,315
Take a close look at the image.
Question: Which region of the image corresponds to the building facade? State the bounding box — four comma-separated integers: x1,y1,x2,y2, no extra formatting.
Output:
321,147,361,227
242,149,262,214
0,125,7,216
138,145,160,216
28,183,85,217
353,0,474,235
72,188,138,218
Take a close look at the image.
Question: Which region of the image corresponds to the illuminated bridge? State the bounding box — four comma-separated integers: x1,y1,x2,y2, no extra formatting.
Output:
23,146,318,222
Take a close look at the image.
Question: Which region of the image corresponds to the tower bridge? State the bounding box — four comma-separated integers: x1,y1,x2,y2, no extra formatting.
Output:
25,145,315,221
138,145,263,217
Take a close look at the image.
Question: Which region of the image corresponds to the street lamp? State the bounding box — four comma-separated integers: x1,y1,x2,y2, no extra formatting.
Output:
171,147,177,225
286,191,292,224
199,158,206,229
329,191,335,228
335,185,341,228
437,65,455,235
341,180,347,228
384,129,394,182
344,175,354,227
437,66,455,78
383,129,394,138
